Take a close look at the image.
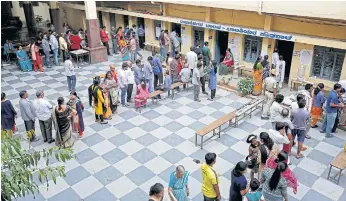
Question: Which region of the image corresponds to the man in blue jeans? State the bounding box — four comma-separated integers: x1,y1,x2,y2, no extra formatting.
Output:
50,32,60,66
321,83,344,137
41,34,51,68
118,63,129,107
64,55,76,92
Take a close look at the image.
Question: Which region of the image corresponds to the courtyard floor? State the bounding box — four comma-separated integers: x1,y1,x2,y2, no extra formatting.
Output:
2,51,346,201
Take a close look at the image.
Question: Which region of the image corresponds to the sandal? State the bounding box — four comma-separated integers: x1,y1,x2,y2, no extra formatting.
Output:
296,154,304,159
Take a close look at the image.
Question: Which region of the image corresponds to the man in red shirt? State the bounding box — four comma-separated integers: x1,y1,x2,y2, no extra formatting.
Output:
69,32,82,50
100,26,111,56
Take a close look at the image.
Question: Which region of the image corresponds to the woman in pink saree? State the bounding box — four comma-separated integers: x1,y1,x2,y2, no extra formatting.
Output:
134,79,150,108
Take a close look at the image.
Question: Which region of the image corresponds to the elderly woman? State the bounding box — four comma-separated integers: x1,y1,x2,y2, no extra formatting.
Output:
16,46,33,72
168,165,190,201
219,48,234,75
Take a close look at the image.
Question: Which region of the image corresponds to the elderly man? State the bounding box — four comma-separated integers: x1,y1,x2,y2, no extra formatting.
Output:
19,91,39,142
33,91,54,143
41,34,51,68
261,69,277,120
186,46,198,74
50,32,59,66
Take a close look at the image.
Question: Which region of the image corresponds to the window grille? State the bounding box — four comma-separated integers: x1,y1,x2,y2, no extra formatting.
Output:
243,36,262,63
311,46,345,81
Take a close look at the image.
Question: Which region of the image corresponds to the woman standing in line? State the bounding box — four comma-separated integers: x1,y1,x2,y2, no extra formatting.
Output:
257,132,274,180
229,161,249,201
52,97,75,148
262,55,270,81
311,83,325,128
30,40,44,72
253,56,263,96
1,93,17,134
168,165,190,201
68,92,84,138
104,71,119,114
208,61,217,101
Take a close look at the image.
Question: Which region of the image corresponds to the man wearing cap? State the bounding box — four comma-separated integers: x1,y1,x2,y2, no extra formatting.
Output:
261,69,277,120
33,90,54,143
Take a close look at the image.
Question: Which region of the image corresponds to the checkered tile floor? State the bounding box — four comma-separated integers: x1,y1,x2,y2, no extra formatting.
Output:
2,52,346,201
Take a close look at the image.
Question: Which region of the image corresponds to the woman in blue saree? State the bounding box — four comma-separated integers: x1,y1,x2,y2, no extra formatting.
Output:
16,46,33,72
168,165,190,201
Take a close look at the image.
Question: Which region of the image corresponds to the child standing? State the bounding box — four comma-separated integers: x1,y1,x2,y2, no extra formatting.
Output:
208,61,217,101
244,179,263,201
291,99,310,159
164,69,172,97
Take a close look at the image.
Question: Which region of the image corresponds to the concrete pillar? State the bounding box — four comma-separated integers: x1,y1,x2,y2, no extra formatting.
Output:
49,2,62,35
84,1,107,63
261,15,274,62
22,1,36,36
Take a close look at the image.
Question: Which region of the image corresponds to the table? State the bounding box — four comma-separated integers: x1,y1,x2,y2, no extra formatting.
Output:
290,79,313,91
70,49,90,68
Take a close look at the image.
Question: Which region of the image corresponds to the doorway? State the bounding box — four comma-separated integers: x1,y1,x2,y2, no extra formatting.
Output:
171,23,181,37
110,13,116,28
98,11,103,28
275,40,294,82
137,17,144,28
124,15,129,28
214,30,229,63
193,27,204,47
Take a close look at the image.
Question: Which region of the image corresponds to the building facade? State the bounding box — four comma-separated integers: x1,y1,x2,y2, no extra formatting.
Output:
57,1,346,89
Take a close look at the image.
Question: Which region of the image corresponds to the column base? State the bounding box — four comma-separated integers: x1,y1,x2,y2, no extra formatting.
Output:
85,46,108,64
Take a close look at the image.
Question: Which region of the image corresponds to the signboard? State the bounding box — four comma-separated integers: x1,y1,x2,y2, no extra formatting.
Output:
178,19,294,42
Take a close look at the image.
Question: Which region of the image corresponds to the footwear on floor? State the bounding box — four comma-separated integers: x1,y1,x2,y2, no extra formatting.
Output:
325,134,334,138
305,134,311,139
311,125,318,128
48,139,55,144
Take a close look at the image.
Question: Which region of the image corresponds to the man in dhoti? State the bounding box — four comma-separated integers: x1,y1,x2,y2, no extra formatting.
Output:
276,55,285,88
261,69,277,120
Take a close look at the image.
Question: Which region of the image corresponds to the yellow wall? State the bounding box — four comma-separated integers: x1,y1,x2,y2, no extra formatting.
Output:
115,14,124,29
63,7,86,31
181,25,193,53
289,43,346,89
272,17,346,40
131,4,161,15
211,9,265,29
166,4,206,21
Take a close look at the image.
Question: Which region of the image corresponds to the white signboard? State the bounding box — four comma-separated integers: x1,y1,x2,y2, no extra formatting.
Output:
300,49,313,65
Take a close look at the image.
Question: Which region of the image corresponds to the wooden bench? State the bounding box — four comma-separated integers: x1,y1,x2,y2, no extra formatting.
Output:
238,66,253,77
170,82,188,99
234,98,264,127
149,90,164,104
290,79,314,91
327,151,346,184
195,112,237,149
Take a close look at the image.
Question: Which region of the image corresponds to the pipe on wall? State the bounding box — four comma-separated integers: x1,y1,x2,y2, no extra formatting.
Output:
258,0,263,15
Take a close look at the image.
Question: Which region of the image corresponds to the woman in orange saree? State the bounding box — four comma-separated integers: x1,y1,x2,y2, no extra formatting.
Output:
252,56,263,96
30,41,44,72
310,83,325,128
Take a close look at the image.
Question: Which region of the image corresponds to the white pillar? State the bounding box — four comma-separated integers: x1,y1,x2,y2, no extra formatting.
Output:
85,0,97,19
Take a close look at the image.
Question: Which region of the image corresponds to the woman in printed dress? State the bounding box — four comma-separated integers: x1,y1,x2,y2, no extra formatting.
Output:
253,56,263,96
68,92,84,138
104,71,119,114
100,82,112,120
262,55,270,81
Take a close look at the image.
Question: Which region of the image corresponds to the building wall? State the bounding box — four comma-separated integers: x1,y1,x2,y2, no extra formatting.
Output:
11,1,51,24
272,17,346,40
210,9,265,29
63,7,86,31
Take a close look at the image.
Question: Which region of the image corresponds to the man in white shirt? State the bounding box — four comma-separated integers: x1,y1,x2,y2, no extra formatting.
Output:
270,94,284,128
276,55,286,88
33,90,54,143
186,46,198,74
192,62,202,102
64,55,76,92
118,63,129,106
272,48,279,69
179,65,192,84
297,84,313,112
125,62,135,103
50,32,59,66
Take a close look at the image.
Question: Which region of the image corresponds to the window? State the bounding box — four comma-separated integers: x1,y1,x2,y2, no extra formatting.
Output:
19,1,39,7
154,20,162,40
243,36,262,63
311,46,345,81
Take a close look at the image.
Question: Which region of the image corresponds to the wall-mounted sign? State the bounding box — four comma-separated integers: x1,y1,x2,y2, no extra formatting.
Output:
178,19,294,42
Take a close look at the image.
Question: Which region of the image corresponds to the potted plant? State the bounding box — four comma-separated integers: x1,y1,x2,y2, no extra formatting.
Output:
237,77,254,96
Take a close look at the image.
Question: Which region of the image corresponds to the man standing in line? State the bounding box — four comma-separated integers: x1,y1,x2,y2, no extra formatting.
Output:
41,34,51,68
144,56,154,93
164,30,170,59
276,55,285,88
111,26,118,54
201,152,221,201
19,90,39,142
137,25,145,49
321,83,344,138
59,33,68,62
118,63,129,107
272,48,279,69
202,41,212,66
50,32,59,66
198,54,208,95
133,59,144,85
261,69,277,120
130,34,137,63
100,26,111,56
125,62,135,103
33,90,54,143
64,55,76,92
186,46,198,75
170,30,177,57
193,62,202,102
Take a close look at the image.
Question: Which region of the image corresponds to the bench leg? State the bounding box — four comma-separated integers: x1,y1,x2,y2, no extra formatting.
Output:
195,133,197,147
337,169,343,184
172,89,174,99
201,136,204,149
218,126,221,138
327,165,332,181
213,129,215,136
